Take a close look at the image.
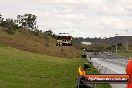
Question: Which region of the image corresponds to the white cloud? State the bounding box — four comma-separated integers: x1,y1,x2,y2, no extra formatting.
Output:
0,0,132,38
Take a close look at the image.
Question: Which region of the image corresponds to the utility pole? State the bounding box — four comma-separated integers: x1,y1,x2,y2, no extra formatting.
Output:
115,34,118,53
125,28,128,52
116,43,118,53
126,41,128,52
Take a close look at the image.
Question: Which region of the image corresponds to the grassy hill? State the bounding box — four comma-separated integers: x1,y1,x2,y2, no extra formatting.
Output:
0,14,112,88
0,46,111,88
0,27,80,58
0,46,84,88
0,27,111,88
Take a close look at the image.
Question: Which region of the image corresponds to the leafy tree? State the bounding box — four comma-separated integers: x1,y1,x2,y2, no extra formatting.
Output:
0,13,4,23
0,21,7,27
0,13,39,35
0,18,20,34
6,19,20,34
45,29,53,36
17,13,37,30
52,34,57,39
17,13,40,36
117,43,122,47
34,26,39,36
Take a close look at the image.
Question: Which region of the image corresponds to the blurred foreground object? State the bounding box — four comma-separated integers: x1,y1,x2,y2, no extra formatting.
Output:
126,58,132,88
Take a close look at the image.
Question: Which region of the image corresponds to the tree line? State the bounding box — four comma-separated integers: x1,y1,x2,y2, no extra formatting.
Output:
0,13,40,35
0,13,57,38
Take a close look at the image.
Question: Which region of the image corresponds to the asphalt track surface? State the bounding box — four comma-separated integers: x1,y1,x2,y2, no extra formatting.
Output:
86,52,128,68
86,52,128,88
87,52,127,59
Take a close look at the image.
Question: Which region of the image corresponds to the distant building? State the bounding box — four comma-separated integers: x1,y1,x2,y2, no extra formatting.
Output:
81,42,93,45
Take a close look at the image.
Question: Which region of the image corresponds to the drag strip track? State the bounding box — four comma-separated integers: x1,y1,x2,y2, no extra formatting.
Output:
103,59,128,67
87,52,128,68
86,52,128,88
91,58,126,74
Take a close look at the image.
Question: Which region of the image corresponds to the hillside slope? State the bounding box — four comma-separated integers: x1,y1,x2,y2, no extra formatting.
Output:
0,27,80,58
0,46,111,88
0,46,85,88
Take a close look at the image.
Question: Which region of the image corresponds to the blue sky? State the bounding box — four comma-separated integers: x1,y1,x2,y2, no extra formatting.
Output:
0,0,132,38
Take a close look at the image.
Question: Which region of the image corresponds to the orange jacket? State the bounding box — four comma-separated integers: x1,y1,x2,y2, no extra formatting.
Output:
126,59,132,88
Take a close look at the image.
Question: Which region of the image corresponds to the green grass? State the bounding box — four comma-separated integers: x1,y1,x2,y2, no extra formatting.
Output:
0,46,111,88
118,52,132,58
0,46,85,88
117,46,132,58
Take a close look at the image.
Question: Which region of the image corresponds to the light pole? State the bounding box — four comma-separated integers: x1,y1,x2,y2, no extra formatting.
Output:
116,43,118,53
125,28,128,52
115,34,118,53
